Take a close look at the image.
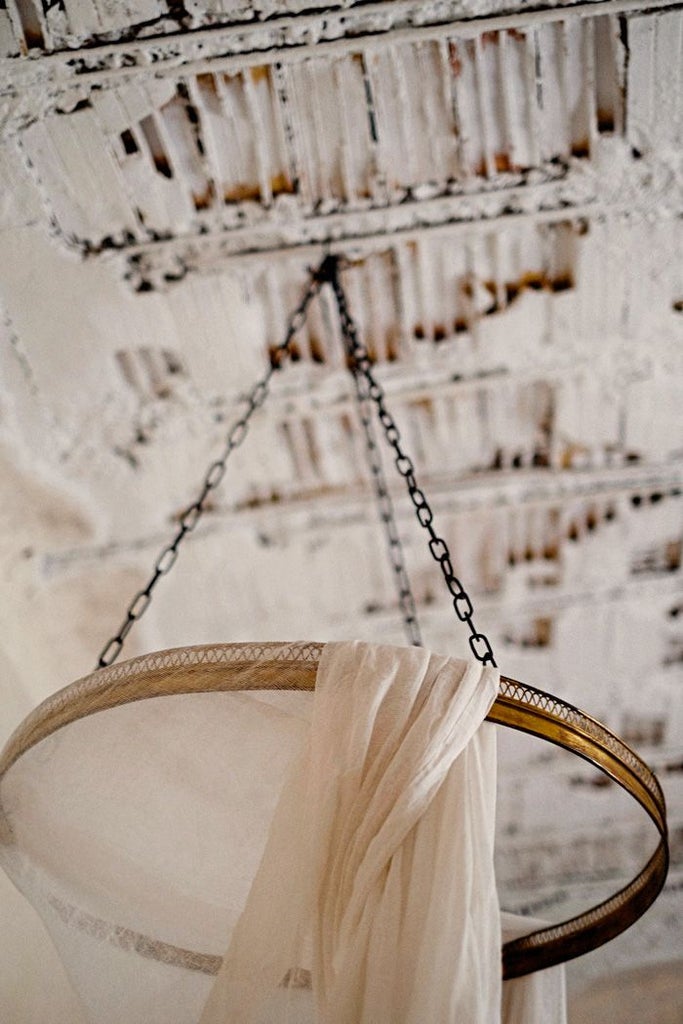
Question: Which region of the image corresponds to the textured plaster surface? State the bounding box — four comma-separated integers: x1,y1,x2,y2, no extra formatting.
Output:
0,1,682,1020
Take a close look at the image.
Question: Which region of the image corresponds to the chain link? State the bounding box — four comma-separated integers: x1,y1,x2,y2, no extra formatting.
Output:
95,270,324,670
96,254,496,670
324,258,497,668
350,365,422,647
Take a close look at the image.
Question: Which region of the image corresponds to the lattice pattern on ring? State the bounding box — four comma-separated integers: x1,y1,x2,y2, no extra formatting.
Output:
44,891,223,977
499,677,664,805
92,640,325,689
0,641,325,778
509,841,668,952
6,651,663,812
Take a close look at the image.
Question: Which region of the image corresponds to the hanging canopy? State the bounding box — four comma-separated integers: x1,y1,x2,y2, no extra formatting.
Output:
0,642,668,1023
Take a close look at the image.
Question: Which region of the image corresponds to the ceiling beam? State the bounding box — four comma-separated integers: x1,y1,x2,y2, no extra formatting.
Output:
1,0,679,116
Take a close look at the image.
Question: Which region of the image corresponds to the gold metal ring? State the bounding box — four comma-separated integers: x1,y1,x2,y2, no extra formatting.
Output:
0,642,668,980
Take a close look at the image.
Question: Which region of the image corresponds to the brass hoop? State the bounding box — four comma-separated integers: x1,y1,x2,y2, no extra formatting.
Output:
0,642,668,980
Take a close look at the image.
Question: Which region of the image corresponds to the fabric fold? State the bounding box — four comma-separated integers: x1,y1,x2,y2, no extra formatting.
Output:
200,641,501,1024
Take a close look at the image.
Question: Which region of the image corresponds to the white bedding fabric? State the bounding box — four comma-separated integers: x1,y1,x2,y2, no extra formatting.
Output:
200,641,566,1024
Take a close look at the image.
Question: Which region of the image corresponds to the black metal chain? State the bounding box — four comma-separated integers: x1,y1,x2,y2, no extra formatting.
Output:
95,270,324,670
350,365,423,647
96,254,495,670
323,257,497,668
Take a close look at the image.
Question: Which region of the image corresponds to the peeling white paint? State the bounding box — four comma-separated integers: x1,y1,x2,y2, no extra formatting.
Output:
0,1,682,1018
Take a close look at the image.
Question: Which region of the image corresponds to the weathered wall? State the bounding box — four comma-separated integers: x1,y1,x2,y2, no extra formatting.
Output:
0,1,681,1019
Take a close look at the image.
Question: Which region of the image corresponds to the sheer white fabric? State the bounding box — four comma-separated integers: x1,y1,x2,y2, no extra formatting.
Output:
501,913,567,1024
0,640,566,1023
200,641,501,1024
